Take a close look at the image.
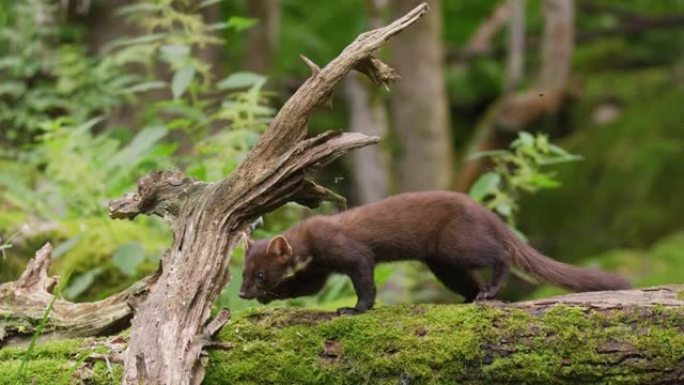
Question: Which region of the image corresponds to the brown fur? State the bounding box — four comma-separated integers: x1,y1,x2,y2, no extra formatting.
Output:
239,191,630,314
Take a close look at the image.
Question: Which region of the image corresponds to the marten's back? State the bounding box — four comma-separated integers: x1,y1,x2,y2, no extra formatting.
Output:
326,191,491,261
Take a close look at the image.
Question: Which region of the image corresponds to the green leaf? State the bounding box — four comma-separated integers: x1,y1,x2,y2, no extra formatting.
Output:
469,172,501,201
198,0,224,8
512,131,535,148
107,33,167,49
495,201,512,217
216,72,266,90
529,173,561,188
108,126,168,169
125,81,167,93
112,242,145,277
160,44,190,63
116,3,164,16
171,65,196,100
63,267,104,299
468,149,510,160
52,237,80,259
226,16,258,32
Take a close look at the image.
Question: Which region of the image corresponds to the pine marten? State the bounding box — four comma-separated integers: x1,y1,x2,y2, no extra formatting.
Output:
239,191,630,314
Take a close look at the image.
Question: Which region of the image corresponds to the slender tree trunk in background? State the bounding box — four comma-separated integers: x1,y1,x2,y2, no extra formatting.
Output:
242,0,280,73
505,0,526,93
539,0,574,89
463,1,510,59
345,0,390,204
345,75,390,203
390,0,453,191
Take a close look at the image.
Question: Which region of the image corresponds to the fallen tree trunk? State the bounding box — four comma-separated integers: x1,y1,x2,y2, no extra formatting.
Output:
1,286,682,384
207,286,684,385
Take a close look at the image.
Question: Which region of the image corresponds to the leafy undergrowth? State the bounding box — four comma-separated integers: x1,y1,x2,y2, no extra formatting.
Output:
1,302,682,384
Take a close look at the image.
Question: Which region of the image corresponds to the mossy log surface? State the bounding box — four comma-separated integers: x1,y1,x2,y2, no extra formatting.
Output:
1,286,682,385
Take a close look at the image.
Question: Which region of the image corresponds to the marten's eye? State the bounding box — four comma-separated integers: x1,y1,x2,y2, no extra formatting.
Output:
256,272,265,282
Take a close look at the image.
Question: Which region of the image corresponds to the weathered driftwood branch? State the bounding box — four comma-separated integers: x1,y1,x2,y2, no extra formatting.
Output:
2,286,681,384
0,243,157,346
100,4,430,385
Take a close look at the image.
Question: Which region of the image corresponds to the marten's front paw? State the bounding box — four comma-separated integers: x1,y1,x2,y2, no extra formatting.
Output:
336,307,363,315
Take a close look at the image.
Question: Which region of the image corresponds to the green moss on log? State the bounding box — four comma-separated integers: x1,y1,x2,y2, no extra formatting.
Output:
206,304,684,385
1,303,682,384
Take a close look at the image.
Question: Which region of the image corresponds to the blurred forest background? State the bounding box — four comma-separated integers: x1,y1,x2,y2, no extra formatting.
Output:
0,0,682,312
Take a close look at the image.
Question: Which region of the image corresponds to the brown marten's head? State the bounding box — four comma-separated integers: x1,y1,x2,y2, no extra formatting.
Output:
239,235,293,303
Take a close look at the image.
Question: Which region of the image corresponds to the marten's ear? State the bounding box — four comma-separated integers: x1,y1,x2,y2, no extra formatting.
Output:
266,235,293,262
240,232,254,252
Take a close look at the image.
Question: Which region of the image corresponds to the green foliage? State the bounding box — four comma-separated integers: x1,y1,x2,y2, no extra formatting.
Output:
469,132,581,229
520,67,684,261
0,0,276,304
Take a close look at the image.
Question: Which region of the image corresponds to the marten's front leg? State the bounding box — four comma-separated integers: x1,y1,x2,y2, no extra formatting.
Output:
337,261,376,315
329,240,376,315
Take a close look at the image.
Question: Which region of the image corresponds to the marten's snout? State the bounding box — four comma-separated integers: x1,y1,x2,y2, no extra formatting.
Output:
238,289,256,299
238,282,257,299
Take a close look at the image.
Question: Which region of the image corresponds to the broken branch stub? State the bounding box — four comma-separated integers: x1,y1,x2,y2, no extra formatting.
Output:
112,4,429,385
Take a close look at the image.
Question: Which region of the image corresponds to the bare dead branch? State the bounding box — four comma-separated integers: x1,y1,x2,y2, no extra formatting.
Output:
0,244,157,346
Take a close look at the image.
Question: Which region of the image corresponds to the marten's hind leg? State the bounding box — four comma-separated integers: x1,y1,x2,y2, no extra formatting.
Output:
475,257,510,301
426,259,481,302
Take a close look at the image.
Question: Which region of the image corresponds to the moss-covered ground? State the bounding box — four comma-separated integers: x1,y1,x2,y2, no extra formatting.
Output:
1,303,682,384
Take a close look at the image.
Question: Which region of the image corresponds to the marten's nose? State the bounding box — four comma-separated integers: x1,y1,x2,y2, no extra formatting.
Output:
239,291,252,299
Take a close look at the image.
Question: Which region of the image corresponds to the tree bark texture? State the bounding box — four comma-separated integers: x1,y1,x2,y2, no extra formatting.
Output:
390,0,453,191
101,5,429,385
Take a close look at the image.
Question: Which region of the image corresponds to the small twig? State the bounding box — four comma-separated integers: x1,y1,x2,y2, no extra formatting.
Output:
204,308,231,338
204,341,235,350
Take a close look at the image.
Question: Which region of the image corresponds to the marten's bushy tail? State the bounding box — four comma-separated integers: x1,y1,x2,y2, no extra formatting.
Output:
497,225,631,292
